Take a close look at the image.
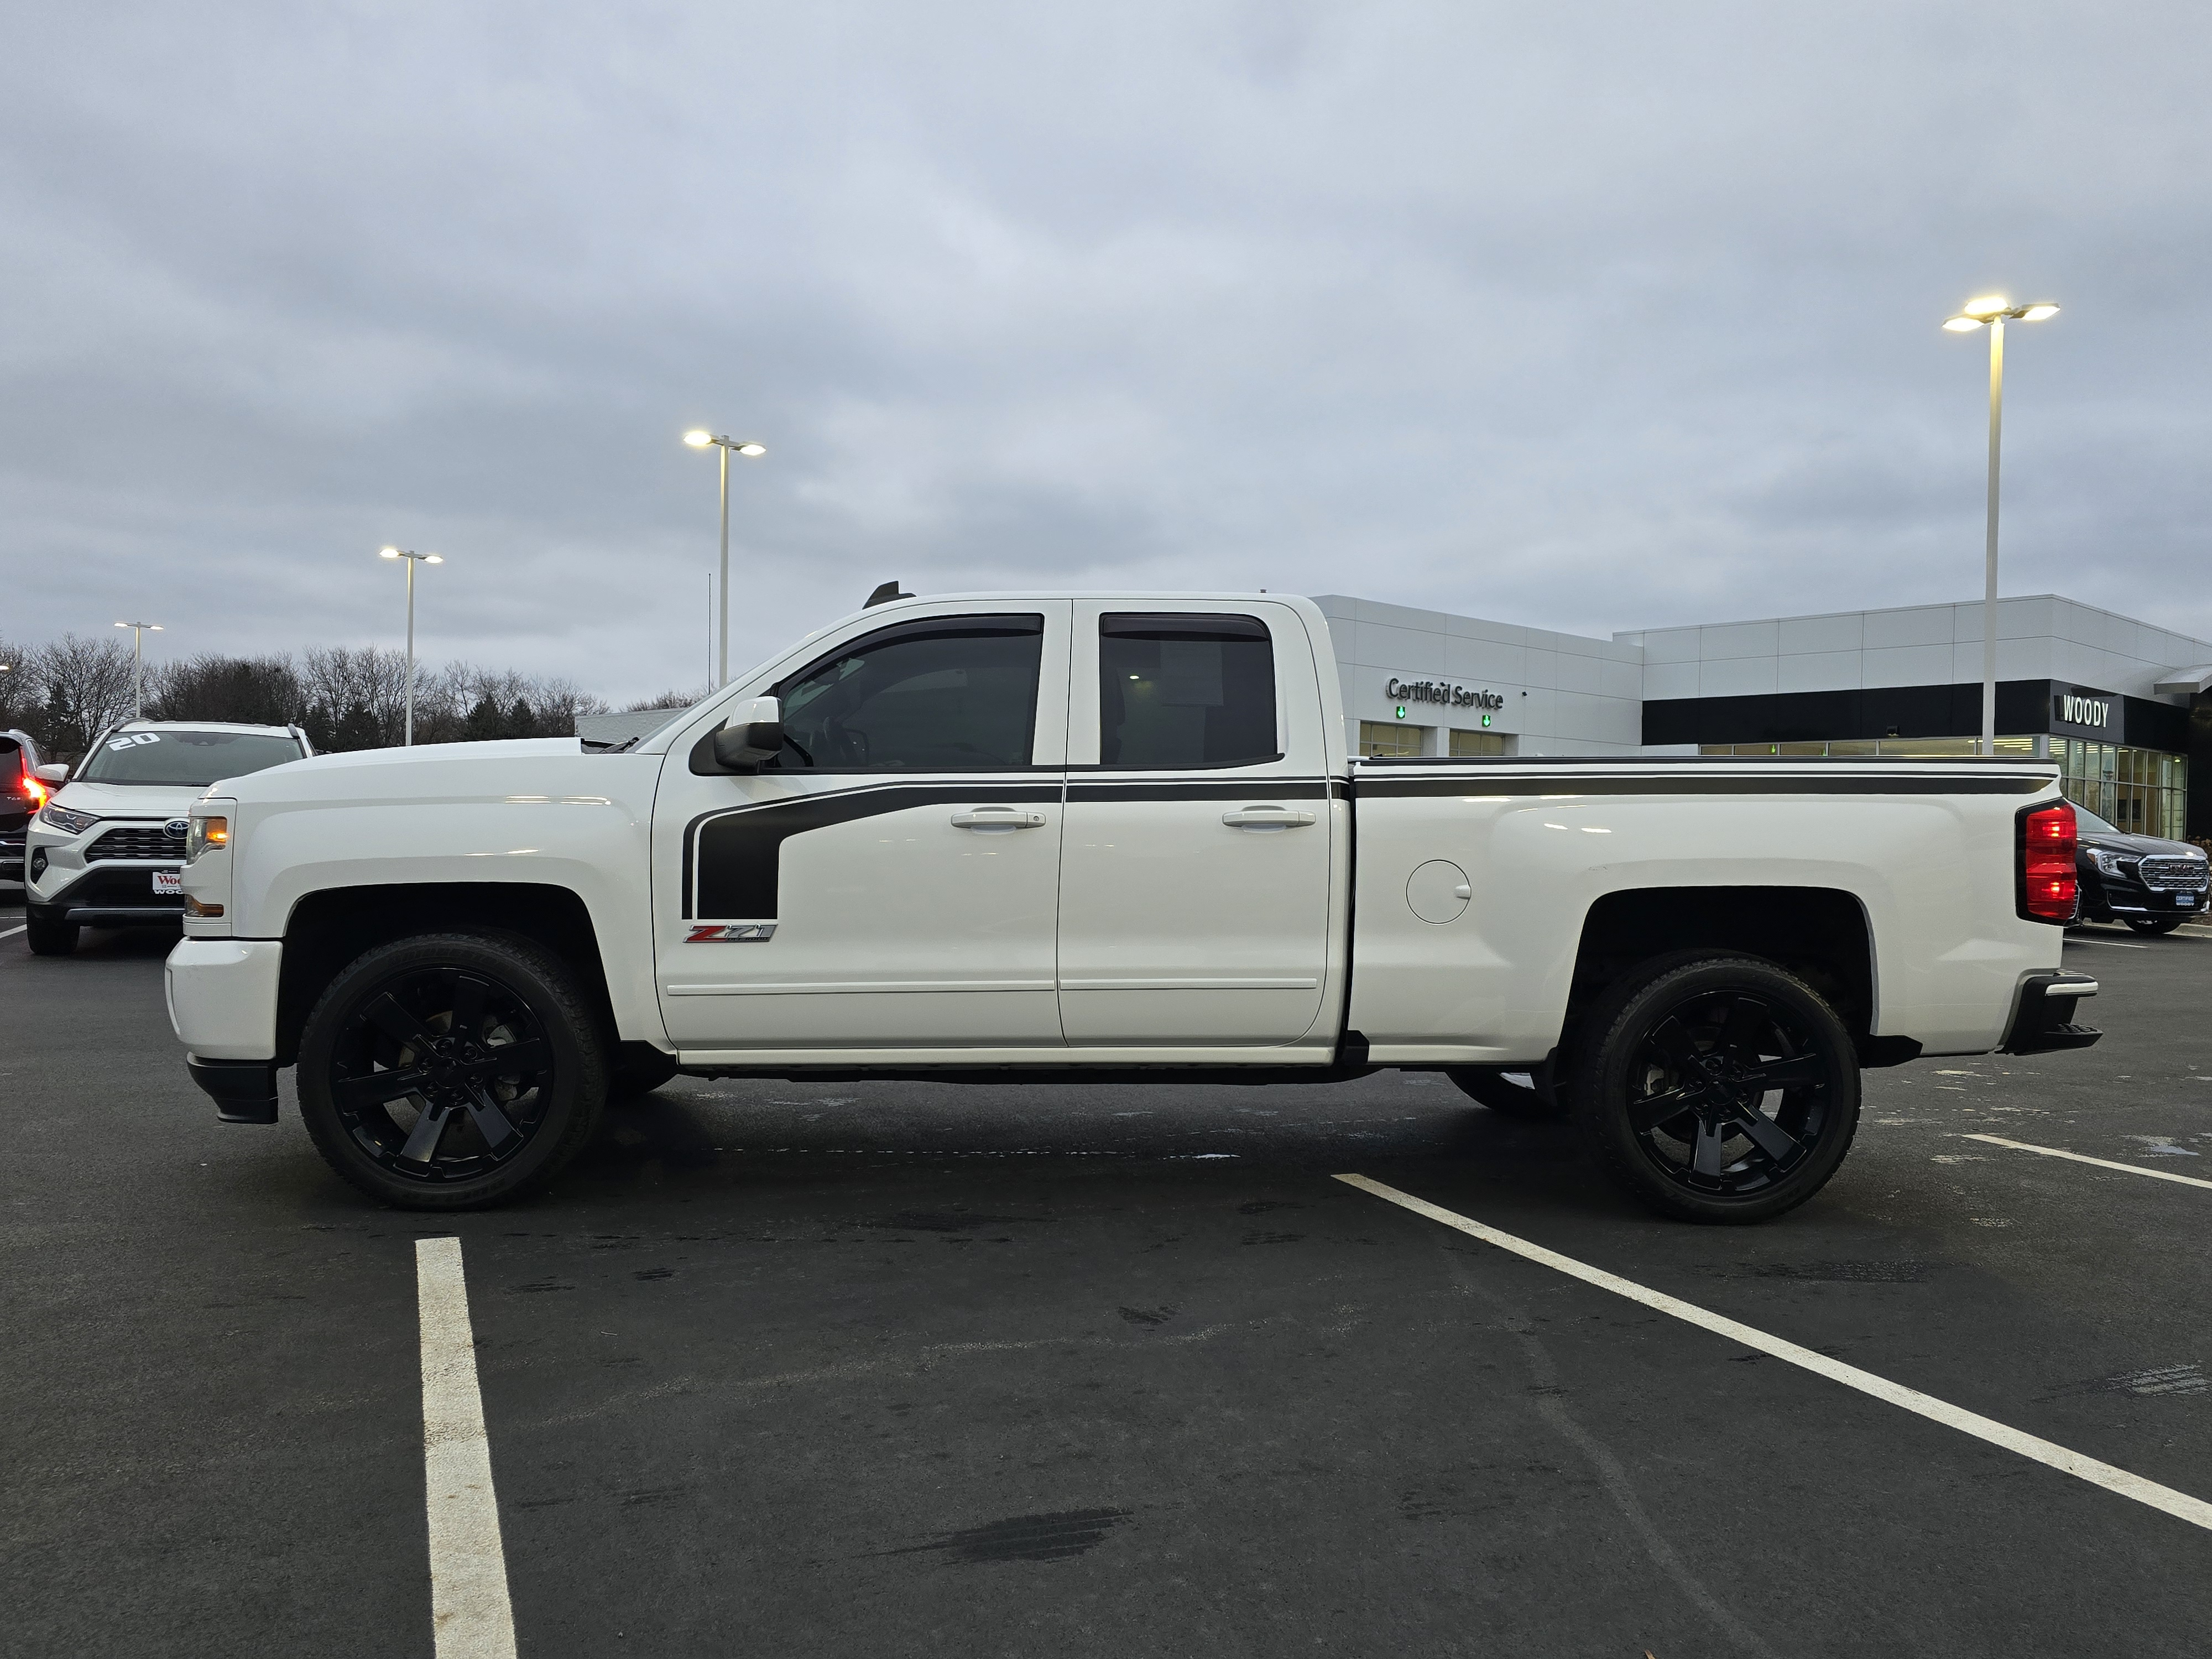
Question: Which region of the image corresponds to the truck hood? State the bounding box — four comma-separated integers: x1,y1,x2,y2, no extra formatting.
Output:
221,738,599,806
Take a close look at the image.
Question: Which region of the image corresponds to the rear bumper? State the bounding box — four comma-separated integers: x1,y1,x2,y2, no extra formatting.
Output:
187,1056,279,1124
2000,971,2103,1055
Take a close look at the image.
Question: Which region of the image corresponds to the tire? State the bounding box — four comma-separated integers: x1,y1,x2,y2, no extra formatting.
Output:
296,931,608,1211
2124,916,2184,936
1446,1066,1566,1120
1572,953,1860,1224
608,1044,681,1100
24,915,79,956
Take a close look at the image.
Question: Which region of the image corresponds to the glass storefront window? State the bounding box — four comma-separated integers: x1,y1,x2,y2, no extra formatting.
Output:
2059,738,2188,839
1359,720,1428,758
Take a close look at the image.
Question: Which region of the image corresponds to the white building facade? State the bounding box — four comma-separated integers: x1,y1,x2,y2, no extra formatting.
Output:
1314,592,2212,842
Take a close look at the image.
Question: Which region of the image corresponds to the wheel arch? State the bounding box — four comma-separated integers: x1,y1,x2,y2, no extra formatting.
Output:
1564,885,1896,1066
276,882,617,1067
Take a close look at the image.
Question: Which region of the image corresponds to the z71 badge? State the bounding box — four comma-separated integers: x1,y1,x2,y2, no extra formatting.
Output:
685,924,777,943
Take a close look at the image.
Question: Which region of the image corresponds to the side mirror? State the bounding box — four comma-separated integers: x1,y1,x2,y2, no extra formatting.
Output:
32,764,68,786
705,697,783,774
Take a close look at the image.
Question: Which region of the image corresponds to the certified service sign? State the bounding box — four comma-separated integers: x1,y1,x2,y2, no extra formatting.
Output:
1386,677,1504,712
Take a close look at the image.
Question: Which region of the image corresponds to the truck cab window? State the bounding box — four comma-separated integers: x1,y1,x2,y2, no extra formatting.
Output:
771,614,1045,770
1099,613,1277,769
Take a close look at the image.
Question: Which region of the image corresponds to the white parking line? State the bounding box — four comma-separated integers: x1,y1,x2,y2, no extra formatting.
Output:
1335,1173,2212,1535
1962,1133,2212,1192
416,1237,518,1659
0,924,24,941
2063,937,2150,949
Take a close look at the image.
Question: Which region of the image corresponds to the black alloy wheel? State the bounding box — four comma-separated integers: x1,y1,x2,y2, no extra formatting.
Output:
1574,954,1859,1223
297,932,606,1209
2124,915,2185,936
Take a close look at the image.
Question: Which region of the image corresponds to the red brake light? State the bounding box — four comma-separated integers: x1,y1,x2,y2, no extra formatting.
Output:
2018,802,2078,922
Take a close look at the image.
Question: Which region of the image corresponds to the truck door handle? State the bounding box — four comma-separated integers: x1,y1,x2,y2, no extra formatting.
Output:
950,807,1049,832
1222,806,1317,831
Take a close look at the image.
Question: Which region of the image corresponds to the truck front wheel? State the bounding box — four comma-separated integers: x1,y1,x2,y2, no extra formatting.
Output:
296,931,608,1211
1572,954,1859,1224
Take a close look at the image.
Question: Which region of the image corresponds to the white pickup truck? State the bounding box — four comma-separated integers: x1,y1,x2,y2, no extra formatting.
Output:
165,591,2099,1220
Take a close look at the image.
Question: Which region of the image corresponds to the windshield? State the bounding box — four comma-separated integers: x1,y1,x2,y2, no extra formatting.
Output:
2071,805,2118,834
76,729,303,786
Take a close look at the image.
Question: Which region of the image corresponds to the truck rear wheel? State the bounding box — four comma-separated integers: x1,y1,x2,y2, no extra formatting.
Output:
1572,953,1859,1224
296,931,607,1211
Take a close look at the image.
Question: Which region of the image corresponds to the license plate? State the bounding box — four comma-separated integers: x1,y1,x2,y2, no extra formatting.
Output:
152,870,181,895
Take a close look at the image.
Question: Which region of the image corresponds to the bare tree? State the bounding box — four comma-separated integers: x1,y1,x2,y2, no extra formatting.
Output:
31,633,138,759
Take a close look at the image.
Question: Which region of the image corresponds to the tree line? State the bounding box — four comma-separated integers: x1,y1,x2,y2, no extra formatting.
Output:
0,632,677,763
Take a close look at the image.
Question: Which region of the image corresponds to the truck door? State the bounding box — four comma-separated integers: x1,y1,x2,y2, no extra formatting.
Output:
1057,603,1334,1046
651,603,1071,1053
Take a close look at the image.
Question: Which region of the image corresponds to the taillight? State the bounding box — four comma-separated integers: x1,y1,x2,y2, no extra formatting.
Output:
2018,802,2078,922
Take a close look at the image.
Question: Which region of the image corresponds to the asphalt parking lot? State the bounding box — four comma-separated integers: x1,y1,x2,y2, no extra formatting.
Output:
6,891,2211,1658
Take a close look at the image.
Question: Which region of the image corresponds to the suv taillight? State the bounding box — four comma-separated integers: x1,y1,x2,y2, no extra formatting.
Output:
2018,802,2078,922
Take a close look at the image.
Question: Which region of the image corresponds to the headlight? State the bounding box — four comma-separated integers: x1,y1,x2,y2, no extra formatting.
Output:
186,815,229,862
39,802,100,836
2087,849,2133,878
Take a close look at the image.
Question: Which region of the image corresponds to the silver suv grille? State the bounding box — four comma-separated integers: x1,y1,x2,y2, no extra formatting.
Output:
2138,855,2210,891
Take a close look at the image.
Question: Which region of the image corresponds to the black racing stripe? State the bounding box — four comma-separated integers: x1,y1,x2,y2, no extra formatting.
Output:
1067,779,1330,802
1354,774,2051,798
685,781,1062,919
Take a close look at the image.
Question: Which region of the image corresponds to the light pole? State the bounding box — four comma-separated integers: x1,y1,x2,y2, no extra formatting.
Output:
682,430,766,686
113,621,163,717
1943,295,2059,755
379,547,444,745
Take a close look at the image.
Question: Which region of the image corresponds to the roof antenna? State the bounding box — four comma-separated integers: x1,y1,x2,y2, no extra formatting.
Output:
865,581,914,607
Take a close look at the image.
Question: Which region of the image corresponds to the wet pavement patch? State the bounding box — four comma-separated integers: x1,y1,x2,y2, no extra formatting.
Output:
2042,1364,2208,1400
883,1509,1134,1566
1699,1261,1933,1282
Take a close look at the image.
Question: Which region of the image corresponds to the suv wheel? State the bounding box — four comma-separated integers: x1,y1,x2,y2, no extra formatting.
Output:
296,931,607,1210
1573,953,1860,1224
2124,916,2185,936
24,915,79,956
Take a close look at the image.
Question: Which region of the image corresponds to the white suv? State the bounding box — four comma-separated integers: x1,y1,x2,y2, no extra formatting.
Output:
24,721,312,956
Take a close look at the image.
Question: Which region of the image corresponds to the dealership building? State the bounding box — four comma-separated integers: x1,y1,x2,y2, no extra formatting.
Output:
1314,593,2212,842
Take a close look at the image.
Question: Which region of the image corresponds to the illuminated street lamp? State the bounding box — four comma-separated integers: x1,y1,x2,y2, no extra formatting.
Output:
114,620,163,717
1943,295,2059,755
379,547,445,745
683,430,767,686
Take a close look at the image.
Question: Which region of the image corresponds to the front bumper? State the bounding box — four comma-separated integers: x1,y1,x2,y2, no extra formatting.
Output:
2080,873,2207,923
30,862,186,927
187,1057,279,1124
165,937,284,1061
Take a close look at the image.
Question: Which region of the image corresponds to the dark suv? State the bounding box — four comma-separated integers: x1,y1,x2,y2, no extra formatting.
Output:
2,729,43,884
2072,804,2209,935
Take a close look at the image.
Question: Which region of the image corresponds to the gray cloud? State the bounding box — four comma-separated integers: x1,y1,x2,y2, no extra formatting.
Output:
4,1,2209,702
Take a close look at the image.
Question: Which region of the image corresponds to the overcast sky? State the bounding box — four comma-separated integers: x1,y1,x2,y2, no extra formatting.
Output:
4,3,2209,702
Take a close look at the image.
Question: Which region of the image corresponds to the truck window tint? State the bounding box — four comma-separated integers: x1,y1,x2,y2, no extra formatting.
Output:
773,614,1045,770
1098,614,1277,769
